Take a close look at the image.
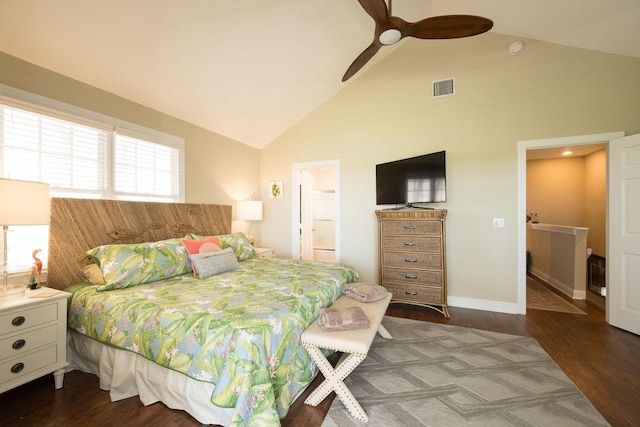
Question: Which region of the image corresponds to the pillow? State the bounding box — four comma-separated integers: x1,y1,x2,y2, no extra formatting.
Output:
182,236,222,276
86,237,190,291
81,263,105,286
185,232,255,261
189,248,240,279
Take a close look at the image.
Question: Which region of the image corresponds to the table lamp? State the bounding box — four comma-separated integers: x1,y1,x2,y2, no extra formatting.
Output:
0,179,51,299
236,200,262,246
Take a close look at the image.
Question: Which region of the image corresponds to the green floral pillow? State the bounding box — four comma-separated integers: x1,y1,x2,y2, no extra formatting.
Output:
185,232,256,261
86,237,190,291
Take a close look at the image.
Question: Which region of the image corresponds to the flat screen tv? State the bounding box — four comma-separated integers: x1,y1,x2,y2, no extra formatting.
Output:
376,151,446,207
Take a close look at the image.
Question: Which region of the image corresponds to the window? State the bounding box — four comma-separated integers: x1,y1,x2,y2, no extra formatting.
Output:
0,84,185,273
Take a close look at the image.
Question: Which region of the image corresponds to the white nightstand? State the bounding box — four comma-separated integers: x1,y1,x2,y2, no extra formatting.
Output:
253,247,275,258
0,287,71,393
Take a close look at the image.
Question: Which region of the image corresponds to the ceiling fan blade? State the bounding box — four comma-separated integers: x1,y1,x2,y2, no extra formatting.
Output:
356,0,390,25
404,15,493,40
342,42,382,82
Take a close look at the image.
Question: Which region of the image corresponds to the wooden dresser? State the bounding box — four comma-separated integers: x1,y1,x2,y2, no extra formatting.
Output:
375,209,449,317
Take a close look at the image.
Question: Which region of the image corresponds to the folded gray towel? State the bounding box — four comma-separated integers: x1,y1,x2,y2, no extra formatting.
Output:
318,306,370,331
342,282,388,302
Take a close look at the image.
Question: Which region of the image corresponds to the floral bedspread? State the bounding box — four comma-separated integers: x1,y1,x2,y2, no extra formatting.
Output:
67,257,359,426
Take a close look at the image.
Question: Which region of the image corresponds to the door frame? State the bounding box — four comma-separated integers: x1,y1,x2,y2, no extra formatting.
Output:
291,159,340,261
516,131,624,314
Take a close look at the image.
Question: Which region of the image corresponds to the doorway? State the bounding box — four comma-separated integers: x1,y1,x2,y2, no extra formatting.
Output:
291,160,340,262
516,131,624,314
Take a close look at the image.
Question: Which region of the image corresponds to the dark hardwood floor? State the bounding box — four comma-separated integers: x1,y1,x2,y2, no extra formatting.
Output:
2,282,639,426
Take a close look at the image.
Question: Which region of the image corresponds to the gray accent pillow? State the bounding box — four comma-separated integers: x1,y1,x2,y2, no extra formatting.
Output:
189,248,240,279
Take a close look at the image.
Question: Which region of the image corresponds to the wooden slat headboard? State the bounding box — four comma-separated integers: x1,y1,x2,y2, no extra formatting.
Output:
47,198,232,290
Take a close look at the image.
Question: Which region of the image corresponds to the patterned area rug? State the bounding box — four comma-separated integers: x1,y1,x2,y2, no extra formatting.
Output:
527,276,586,314
321,316,608,427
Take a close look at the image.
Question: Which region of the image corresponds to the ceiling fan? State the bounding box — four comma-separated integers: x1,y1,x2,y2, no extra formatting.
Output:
342,0,493,82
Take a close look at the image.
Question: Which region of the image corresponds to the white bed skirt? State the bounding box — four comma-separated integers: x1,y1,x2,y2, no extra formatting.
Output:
66,330,234,426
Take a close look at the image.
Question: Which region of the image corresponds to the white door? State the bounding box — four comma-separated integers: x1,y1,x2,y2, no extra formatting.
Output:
300,170,314,260
608,133,640,335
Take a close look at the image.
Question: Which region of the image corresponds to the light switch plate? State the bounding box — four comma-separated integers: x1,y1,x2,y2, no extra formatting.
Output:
493,218,505,228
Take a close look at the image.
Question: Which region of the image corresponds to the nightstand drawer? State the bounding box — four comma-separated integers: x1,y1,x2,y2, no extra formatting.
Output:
381,236,441,252
1,324,58,358
254,247,274,258
0,303,58,335
0,345,58,385
382,252,442,269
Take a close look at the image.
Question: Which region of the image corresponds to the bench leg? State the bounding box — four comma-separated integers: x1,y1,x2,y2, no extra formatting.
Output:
303,344,369,422
377,323,392,339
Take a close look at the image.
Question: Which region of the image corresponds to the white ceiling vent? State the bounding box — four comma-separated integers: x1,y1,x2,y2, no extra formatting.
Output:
432,78,455,98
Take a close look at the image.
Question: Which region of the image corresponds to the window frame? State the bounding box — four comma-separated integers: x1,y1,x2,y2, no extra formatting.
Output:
0,83,185,201
0,83,185,276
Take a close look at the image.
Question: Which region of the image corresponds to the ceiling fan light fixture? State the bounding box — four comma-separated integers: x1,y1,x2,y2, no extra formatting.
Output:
379,28,401,45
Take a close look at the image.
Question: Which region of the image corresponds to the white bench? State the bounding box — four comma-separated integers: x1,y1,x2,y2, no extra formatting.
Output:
302,292,392,422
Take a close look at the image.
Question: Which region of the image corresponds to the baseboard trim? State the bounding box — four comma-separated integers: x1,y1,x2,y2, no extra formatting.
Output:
530,268,586,300
447,296,520,315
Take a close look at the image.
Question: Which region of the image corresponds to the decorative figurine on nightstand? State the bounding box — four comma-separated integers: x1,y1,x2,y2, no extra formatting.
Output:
28,249,43,289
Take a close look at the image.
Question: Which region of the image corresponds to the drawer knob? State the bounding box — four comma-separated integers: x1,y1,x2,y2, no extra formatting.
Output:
405,290,418,296
404,242,416,247
404,225,417,230
12,316,26,327
12,339,26,350
405,258,418,263
11,362,25,374
405,274,418,279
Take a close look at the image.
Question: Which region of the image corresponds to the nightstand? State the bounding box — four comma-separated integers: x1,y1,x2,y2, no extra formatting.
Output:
0,287,71,394
254,247,275,258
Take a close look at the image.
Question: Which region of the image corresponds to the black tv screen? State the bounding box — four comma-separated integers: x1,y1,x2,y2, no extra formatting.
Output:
376,151,446,206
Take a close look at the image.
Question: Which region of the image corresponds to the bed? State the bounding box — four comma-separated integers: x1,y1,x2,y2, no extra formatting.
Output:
47,198,360,426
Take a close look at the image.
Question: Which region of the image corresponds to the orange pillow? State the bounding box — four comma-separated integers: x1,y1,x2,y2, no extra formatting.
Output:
182,236,221,276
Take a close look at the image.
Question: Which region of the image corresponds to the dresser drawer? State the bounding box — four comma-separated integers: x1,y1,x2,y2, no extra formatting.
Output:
382,252,442,269
0,303,58,335
0,345,58,385
0,324,58,359
381,236,441,252
381,220,442,236
386,284,443,305
382,267,442,286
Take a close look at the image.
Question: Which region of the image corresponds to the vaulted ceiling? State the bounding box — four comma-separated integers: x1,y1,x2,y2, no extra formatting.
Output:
1,0,639,149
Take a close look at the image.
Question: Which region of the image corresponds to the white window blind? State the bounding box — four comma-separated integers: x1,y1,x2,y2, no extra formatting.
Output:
114,132,181,202
0,85,185,274
1,105,110,198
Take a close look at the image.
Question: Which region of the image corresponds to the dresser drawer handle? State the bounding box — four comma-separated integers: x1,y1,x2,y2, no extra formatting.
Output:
12,339,26,350
405,258,418,263
405,275,418,279
403,225,417,230
12,316,26,327
405,290,418,296
404,242,416,247
11,363,25,374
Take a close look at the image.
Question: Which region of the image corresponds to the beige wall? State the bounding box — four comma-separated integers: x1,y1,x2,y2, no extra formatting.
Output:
261,33,640,308
527,148,607,257
527,157,585,226
0,51,261,233
584,150,607,257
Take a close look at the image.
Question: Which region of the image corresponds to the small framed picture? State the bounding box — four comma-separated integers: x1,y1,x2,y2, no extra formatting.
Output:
269,180,283,199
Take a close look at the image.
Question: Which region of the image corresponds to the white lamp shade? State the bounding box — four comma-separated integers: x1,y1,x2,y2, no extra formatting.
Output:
236,200,262,221
0,179,51,225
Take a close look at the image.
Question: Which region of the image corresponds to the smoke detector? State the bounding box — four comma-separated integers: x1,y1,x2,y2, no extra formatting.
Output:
508,41,523,55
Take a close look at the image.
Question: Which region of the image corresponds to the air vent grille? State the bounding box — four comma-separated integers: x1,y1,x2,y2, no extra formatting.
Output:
432,78,455,98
